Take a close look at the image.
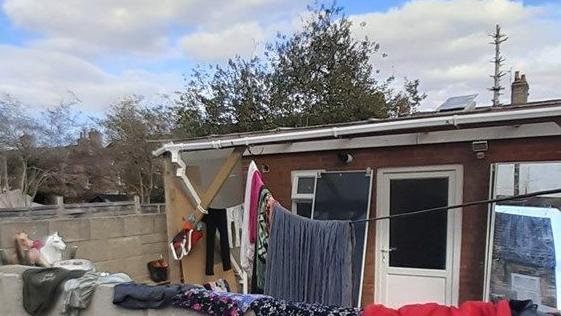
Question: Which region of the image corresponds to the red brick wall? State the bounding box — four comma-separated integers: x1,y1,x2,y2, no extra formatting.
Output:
243,136,561,306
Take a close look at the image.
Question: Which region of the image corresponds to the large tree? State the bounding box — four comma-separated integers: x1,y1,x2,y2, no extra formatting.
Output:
101,96,173,203
0,94,86,203
176,57,272,137
268,5,388,126
176,4,425,135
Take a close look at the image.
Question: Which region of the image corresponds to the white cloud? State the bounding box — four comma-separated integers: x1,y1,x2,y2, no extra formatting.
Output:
350,0,561,109
0,0,306,114
0,45,182,112
2,0,561,115
180,22,266,61
2,0,304,57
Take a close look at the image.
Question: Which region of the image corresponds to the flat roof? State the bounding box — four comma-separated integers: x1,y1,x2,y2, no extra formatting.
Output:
154,99,561,156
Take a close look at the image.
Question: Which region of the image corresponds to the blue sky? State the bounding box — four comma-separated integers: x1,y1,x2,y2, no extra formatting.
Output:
1,0,560,115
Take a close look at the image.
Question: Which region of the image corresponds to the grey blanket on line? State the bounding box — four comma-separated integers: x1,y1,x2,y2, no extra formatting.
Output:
264,204,355,307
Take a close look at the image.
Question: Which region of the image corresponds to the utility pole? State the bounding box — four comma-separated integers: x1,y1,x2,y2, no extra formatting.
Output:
489,24,508,106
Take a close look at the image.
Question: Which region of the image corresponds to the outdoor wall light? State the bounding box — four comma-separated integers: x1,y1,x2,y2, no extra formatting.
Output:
472,141,488,159
338,152,353,164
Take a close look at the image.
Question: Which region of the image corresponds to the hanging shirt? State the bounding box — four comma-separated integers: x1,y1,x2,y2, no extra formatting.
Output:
226,204,243,248
241,161,259,275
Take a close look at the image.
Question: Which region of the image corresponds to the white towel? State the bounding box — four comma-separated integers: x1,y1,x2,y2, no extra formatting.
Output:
226,204,243,248
240,161,258,276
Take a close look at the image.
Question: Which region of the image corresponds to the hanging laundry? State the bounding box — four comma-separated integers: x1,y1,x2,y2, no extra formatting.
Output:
22,267,86,316
248,170,265,243
226,204,243,248
363,300,511,316
241,161,259,276
249,297,362,316
62,272,132,316
169,225,203,260
173,287,269,315
203,208,232,275
264,204,355,307
252,188,274,293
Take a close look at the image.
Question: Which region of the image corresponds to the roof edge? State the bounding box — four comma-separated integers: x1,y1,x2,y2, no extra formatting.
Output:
154,103,561,156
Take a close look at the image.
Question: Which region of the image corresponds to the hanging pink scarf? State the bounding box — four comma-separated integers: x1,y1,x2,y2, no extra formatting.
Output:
248,171,264,243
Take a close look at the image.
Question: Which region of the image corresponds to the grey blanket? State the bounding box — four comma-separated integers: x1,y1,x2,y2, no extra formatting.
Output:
264,204,354,307
62,272,132,316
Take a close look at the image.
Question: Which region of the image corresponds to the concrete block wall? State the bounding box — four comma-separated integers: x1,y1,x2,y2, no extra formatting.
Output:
0,265,210,316
0,213,168,281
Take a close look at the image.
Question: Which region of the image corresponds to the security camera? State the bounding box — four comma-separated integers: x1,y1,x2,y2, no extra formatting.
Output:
338,152,353,164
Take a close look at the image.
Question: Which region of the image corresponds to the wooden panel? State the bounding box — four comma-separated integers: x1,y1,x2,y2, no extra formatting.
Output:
200,147,244,212
163,158,191,283
163,148,243,290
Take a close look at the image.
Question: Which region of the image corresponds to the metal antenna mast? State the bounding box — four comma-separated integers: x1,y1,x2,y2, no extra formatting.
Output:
489,24,508,106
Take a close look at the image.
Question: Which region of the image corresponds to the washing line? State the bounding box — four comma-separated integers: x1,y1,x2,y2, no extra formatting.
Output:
351,188,561,224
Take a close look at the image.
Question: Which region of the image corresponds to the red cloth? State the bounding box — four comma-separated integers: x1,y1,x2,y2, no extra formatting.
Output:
32,240,43,249
363,301,510,316
248,171,264,243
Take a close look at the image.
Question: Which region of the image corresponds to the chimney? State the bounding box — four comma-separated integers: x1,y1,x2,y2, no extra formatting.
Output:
511,70,529,105
88,129,103,147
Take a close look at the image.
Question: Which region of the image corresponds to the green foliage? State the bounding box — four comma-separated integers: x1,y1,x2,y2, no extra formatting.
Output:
268,4,386,126
176,3,426,136
101,96,173,202
176,58,272,137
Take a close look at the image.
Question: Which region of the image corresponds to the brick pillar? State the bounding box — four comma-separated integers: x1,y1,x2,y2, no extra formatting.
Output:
133,195,141,214
55,196,64,217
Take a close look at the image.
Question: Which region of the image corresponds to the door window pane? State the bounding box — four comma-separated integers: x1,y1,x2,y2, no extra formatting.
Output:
297,177,316,194
389,178,448,269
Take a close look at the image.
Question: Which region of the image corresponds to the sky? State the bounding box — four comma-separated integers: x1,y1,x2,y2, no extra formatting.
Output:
1,0,560,116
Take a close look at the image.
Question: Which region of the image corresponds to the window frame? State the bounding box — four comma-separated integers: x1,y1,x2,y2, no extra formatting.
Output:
290,170,323,216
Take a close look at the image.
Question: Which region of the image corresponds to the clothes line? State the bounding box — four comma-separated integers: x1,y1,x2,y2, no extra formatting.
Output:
351,188,561,224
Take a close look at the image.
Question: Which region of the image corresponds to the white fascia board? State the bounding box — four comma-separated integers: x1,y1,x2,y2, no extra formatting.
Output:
245,122,561,155
153,106,561,156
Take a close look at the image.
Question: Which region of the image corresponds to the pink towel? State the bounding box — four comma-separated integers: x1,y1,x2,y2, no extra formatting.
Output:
248,171,264,243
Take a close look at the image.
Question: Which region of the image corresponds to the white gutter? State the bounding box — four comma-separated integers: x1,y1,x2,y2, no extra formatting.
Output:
170,150,207,215
154,105,561,156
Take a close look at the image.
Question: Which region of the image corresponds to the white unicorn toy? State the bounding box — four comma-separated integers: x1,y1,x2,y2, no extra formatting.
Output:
40,232,67,266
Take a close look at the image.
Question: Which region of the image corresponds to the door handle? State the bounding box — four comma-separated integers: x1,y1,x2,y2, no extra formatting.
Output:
380,248,397,264
380,247,397,253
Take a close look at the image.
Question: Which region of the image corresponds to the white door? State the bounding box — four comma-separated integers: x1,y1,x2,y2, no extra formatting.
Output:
375,166,463,308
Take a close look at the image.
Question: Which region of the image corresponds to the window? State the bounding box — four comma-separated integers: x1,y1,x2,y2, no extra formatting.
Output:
486,162,561,312
291,170,321,217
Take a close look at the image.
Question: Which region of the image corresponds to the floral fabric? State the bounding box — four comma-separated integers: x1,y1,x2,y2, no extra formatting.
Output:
249,297,362,316
173,288,269,316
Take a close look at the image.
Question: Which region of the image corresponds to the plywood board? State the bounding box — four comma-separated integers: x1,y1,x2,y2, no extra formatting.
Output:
163,148,243,290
